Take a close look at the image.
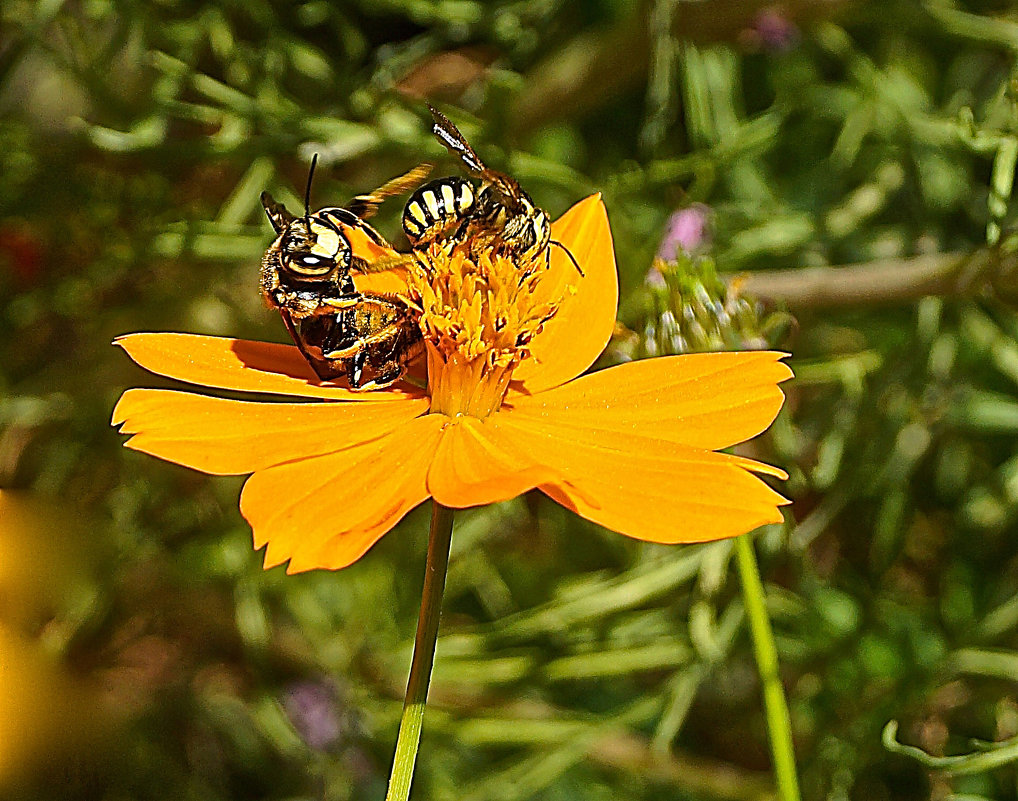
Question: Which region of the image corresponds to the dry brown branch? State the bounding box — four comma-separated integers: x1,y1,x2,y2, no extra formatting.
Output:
732,249,1015,309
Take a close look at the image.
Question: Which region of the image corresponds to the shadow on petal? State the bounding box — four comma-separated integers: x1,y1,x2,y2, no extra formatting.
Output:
116,333,425,401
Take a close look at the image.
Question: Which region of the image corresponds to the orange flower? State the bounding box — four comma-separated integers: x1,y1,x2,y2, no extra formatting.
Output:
112,196,791,573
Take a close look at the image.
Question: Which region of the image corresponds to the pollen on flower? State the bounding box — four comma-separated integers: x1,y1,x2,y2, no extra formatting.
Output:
404,244,563,418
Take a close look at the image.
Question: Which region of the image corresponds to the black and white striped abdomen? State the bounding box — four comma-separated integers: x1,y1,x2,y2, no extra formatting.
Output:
402,177,475,246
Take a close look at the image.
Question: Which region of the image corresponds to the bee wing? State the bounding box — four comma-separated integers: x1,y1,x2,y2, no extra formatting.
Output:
346,163,433,220
428,104,487,175
484,172,530,213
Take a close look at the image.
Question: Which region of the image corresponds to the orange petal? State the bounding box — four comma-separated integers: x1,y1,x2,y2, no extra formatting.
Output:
492,413,789,544
239,414,445,572
112,388,429,475
511,195,619,395
351,265,412,295
427,417,564,508
345,226,398,264
506,352,792,451
115,333,426,401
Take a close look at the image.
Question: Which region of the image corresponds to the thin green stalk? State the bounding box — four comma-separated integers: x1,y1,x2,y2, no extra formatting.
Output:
384,502,455,801
735,533,801,801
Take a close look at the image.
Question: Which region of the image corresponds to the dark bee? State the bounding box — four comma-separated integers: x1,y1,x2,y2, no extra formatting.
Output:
260,159,427,390
280,291,423,391
402,105,582,276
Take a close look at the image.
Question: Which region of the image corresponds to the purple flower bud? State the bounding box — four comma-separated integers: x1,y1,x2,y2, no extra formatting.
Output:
644,266,668,290
283,680,343,751
751,8,799,53
656,205,711,262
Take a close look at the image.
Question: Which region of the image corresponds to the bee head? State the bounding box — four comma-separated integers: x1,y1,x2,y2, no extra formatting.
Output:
280,216,352,279
261,192,352,280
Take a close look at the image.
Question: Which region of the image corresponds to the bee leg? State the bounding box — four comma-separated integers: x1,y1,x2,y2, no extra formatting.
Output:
323,340,361,360
346,350,367,389
280,309,345,382
324,324,404,360
320,294,362,312
349,361,403,392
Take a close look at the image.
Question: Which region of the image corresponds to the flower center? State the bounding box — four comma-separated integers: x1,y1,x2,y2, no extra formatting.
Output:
405,244,563,418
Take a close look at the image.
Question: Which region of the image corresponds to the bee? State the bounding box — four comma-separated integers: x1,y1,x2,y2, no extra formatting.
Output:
401,105,583,276
260,158,427,389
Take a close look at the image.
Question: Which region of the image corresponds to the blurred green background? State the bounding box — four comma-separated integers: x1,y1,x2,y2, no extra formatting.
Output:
5,0,1018,798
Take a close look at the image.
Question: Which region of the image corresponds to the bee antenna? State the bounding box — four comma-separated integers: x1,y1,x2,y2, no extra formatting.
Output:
550,239,584,277
304,153,318,229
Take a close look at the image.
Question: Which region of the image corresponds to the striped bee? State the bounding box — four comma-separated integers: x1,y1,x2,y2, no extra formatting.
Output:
401,176,476,249
402,105,582,276
259,159,427,389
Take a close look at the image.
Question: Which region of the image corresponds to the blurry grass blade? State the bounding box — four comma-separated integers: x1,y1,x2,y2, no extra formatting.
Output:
722,213,814,266
923,1,1018,49
216,157,275,226
641,111,781,189
826,162,906,238
297,119,380,163
461,698,660,801
191,72,257,115
83,116,166,151
697,539,733,596
791,352,882,387
235,577,270,648
641,0,679,154
457,717,586,747
949,389,1018,433
949,647,1018,680
652,664,707,752
974,590,1018,641
434,652,534,686
509,152,594,197
870,487,907,574
490,548,706,642
987,135,1018,245
883,720,1018,775
680,44,714,148
960,307,1018,389
543,640,692,681
152,223,265,260
831,100,874,167
286,41,333,82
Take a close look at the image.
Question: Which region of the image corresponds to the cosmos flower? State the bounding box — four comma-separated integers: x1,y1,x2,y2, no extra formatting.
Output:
112,195,791,573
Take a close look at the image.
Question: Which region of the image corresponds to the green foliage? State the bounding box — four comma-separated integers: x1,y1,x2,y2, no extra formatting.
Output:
7,0,1018,799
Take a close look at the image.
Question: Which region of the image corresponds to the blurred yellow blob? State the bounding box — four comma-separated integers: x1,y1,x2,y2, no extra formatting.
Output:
0,490,99,790
0,622,83,787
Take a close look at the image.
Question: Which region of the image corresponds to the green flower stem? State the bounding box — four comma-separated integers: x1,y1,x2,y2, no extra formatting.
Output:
384,502,455,801
735,533,801,801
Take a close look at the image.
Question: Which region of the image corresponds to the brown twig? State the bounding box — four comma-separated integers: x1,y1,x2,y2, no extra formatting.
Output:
589,729,776,801
731,249,1012,310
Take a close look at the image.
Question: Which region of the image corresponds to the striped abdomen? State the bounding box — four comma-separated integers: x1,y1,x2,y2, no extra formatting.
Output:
402,178,475,247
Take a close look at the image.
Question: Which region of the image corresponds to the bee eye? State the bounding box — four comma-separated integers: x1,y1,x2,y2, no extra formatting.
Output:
284,252,336,276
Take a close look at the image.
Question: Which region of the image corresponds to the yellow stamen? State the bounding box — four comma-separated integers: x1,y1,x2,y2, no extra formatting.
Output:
405,245,562,418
